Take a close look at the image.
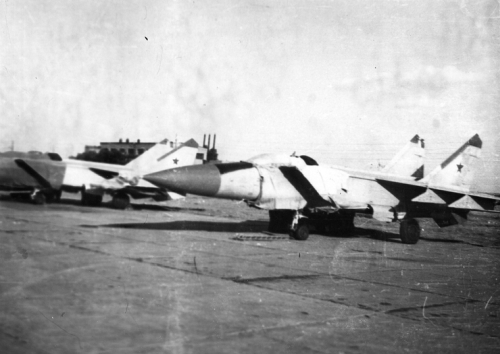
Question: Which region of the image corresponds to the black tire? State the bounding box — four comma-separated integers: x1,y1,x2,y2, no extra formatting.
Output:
291,221,309,241
400,219,421,244
112,193,130,210
33,192,46,205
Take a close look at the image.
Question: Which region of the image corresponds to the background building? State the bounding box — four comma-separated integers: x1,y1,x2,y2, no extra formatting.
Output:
84,138,157,163
82,135,218,165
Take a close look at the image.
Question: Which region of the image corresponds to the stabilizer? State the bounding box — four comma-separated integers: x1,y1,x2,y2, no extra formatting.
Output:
382,134,425,179
125,138,199,175
421,134,482,192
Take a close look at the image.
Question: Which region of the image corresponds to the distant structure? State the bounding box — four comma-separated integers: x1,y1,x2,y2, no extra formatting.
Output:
84,139,159,163
202,134,220,164
84,135,219,164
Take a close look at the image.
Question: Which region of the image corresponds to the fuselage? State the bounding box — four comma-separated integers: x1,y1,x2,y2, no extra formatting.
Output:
0,156,66,191
144,153,422,222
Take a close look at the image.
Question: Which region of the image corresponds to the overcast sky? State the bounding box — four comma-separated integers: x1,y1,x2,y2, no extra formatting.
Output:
1,0,499,192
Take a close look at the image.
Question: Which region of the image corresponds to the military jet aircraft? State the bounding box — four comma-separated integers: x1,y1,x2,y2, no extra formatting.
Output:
144,134,499,244
0,139,200,208
0,151,66,204
61,138,200,208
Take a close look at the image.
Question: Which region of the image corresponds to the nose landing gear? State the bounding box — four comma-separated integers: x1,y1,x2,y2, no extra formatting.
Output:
289,211,310,241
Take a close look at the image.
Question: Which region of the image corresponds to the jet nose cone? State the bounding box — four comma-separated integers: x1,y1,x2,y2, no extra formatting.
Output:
144,164,221,196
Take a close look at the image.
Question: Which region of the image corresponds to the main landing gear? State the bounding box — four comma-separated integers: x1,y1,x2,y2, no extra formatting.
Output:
268,209,355,241
399,219,421,244
268,210,421,244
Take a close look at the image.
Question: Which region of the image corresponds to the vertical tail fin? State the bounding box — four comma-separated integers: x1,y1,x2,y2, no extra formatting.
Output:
422,134,482,191
382,135,425,178
126,138,199,175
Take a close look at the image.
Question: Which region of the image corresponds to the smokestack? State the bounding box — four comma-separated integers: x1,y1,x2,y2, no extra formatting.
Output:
213,134,216,149
203,134,206,147
207,135,211,150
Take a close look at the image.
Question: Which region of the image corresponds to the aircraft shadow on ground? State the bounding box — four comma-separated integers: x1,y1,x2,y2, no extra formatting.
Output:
354,228,402,243
83,220,270,233
55,198,205,212
83,220,400,242
0,195,207,213
80,217,489,246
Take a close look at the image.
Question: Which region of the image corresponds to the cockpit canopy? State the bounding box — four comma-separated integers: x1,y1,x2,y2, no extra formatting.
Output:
246,153,318,167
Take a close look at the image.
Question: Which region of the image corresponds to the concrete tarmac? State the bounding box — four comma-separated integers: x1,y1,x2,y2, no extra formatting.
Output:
0,194,499,353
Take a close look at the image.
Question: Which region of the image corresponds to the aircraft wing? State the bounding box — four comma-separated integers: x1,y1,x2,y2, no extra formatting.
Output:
278,166,333,208
374,175,500,213
278,166,369,211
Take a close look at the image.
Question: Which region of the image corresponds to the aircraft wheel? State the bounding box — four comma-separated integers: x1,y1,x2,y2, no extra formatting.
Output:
290,221,309,241
33,192,46,205
400,219,421,244
112,193,130,210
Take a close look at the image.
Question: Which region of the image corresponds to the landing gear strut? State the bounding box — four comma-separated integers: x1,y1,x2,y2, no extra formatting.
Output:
289,211,310,241
399,219,421,244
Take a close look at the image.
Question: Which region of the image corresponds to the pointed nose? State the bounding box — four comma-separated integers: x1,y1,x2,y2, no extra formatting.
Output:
144,164,222,196
144,162,262,200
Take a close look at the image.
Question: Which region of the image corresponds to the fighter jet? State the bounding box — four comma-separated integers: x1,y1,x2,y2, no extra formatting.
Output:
61,138,200,208
0,139,200,208
144,134,499,244
0,151,66,204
